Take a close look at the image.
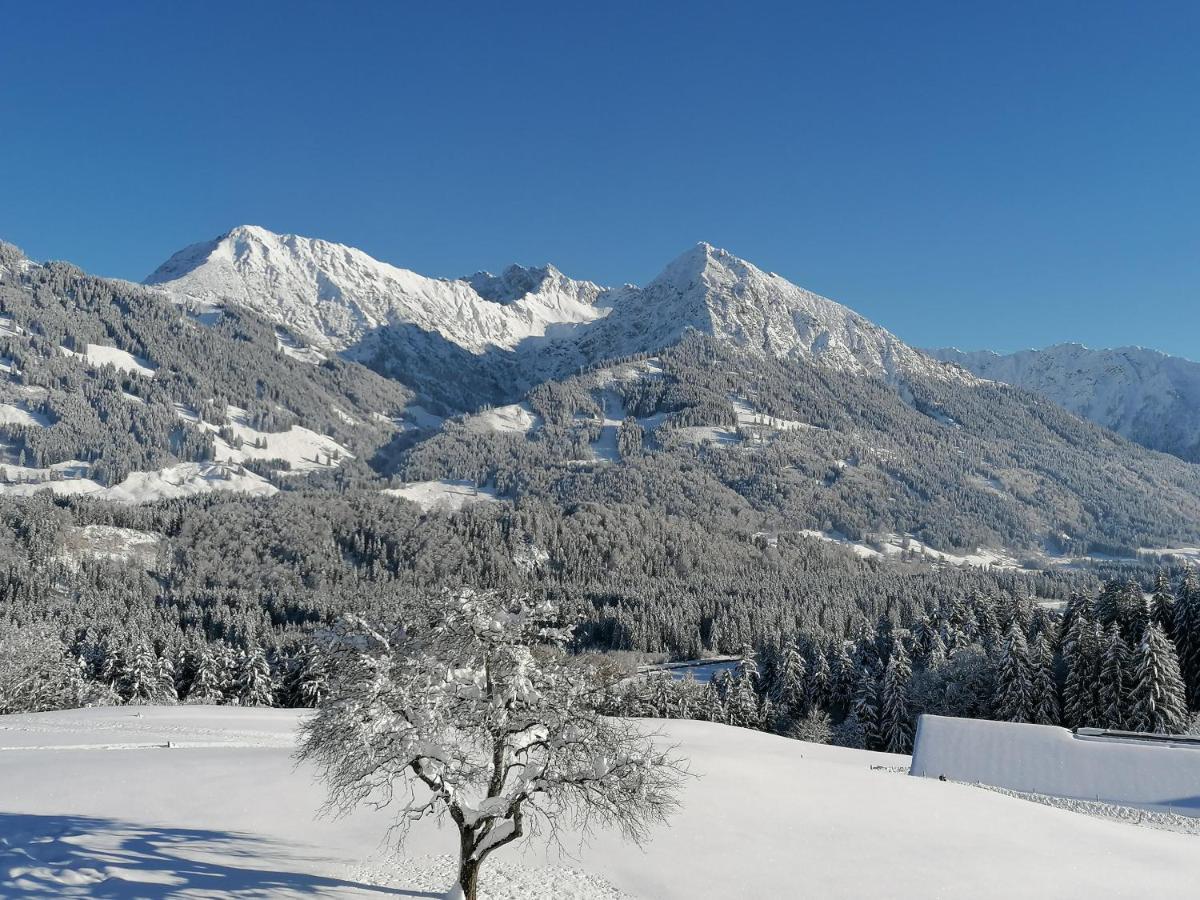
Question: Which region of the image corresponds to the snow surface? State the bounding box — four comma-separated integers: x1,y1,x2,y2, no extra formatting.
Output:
175,404,351,473
0,708,1197,898
382,480,498,512
911,715,1200,817
99,463,277,503
0,401,50,428
60,344,156,378
464,403,540,435
0,460,276,503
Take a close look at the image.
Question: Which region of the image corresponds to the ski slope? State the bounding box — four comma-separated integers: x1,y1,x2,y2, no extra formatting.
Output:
0,708,1196,898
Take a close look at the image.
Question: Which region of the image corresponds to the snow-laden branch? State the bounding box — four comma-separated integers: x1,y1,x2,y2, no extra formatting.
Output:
296,589,687,900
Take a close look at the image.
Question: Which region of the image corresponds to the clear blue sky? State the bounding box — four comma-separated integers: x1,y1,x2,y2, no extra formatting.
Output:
1,1,1197,358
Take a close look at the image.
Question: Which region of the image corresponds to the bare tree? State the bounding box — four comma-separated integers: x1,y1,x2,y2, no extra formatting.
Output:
296,590,687,900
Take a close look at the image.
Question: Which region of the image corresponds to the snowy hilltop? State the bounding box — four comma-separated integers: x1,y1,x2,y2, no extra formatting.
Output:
146,227,961,392
932,344,1200,462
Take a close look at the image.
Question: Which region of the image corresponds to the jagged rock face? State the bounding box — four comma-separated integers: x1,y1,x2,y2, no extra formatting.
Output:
932,344,1200,463
147,228,960,393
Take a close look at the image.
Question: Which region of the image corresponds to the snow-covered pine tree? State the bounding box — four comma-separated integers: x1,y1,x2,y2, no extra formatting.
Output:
993,622,1033,723
828,641,858,717
1099,624,1130,729
1129,622,1190,734
880,643,913,753
852,666,883,751
234,645,274,706
767,643,808,722
1151,572,1176,639
1173,570,1200,708
293,643,328,707
1029,633,1061,726
806,647,831,711
187,643,224,703
120,641,161,703
699,678,727,724
727,666,762,730
1062,615,1103,728
155,648,178,703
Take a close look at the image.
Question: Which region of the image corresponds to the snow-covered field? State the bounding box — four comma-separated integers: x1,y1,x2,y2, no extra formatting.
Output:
0,708,1196,898
59,344,157,378
382,479,498,511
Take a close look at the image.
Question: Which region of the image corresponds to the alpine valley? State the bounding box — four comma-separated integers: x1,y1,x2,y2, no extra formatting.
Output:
2,226,1200,668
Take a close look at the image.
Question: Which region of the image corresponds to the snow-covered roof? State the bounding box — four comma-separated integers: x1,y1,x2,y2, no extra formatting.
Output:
910,714,1200,817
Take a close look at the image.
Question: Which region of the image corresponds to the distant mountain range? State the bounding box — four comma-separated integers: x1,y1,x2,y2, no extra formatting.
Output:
2,227,1199,561
145,226,955,408
932,345,1200,463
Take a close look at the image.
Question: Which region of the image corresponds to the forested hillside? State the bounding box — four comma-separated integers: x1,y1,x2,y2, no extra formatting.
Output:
4,232,1200,745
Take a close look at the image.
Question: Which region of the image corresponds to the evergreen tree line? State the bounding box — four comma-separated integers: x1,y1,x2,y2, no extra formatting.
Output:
608,574,1200,750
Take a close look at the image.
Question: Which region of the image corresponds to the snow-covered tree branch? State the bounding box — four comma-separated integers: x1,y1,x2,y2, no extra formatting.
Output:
296,589,688,900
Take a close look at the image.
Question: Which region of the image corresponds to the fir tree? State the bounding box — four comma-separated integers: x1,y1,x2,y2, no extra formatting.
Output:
852,666,882,751
1029,633,1060,726
880,644,913,753
1129,623,1190,734
120,642,161,703
1150,572,1176,639
993,623,1033,723
767,643,808,722
187,643,224,703
806,648,831,711
1062,616,1103,728
1173,570,1200,707
726,666,762,730
234,645,273,707
1099,624,1130,729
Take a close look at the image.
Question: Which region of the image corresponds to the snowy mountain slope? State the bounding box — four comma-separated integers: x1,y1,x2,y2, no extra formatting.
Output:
0,240,413,503
932,344,1200,462
578,242,957,382
146,225,609,355
1,707,1197,899
146,229,963,407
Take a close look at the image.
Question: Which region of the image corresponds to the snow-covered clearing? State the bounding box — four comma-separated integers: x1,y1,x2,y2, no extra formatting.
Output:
59,345,157,378
0,461,276,502
382,479,498,512
56,525,161,570
175,404,352,473
0,401,50,428
275,329,327,365
0,708,1196,899
100,463,277,503
799,529,1019,570
465,403,540,435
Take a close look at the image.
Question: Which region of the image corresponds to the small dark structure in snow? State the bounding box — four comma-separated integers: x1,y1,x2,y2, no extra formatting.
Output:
910,715,1200,817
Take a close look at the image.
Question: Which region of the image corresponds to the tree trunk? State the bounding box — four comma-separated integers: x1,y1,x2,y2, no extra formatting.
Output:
456,857,480,900
454,823,480,900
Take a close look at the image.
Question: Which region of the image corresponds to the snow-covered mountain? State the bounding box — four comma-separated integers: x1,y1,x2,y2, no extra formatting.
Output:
147,227,960,399
145,225,610,354
580,241,953,381
932,344,1200,463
